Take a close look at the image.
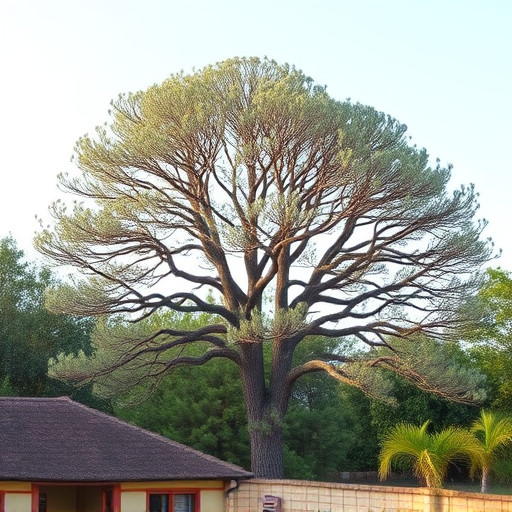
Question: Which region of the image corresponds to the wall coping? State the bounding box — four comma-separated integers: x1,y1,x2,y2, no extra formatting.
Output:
246,478,512,501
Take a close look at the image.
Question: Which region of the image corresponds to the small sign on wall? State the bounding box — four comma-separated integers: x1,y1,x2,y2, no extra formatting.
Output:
262,494,282,512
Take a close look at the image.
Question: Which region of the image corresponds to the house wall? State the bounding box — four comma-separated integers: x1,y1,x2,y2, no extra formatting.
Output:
120,480,225,512
0,482,31,512
227,478,512,512
120,491,145,512
0,484,31,492
0,480,226,512
199,490,224,512
4,493,31,512
43,486,76,512
76,487,102,512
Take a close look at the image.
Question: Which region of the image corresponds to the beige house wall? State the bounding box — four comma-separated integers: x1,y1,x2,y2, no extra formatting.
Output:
4,493,31,512
0,479,226,512
121,481,223,490
76,487,102,512
120,480,225,512
200,490,225,512
43,486,76,512
227,478,512,512
120,491,146,512
0,484,31,492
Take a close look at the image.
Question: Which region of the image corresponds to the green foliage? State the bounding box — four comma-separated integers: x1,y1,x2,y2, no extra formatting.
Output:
379,421,475,488
370,374,480,443
0,377,16,396
463,268,512,413
115,358,250,469
101,310,246,466
490,446,512,484
284,375,378,480
364,337,486,458
469,410,512,492
466,269,512,343
0,237,96,398
368,338,485,441
378,410,512,492
112,317,377,478
366,336,487,405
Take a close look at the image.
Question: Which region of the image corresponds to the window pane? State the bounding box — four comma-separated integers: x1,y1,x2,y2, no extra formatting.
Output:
173,494,194,512
149,494,169,512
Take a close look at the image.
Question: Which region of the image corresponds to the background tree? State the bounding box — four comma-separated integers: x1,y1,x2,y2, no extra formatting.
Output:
38,57,492,478
370,339,484,441
284,375,378,480
462,268,512,413
116,359,251,468
114,311,250,469
0,236,98,399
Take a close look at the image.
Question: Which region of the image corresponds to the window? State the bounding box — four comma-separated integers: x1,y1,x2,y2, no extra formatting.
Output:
173,495,195,512
149,494,169,512
148,493,196,512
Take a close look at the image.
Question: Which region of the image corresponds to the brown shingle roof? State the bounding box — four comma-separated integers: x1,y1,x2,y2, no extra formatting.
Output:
0,397,252,482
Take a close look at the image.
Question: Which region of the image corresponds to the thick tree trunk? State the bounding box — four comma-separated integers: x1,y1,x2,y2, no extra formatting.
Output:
240,342,289,478
248,416,284,478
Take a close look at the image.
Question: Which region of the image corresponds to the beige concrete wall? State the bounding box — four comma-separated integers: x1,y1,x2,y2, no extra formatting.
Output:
227,479,512,512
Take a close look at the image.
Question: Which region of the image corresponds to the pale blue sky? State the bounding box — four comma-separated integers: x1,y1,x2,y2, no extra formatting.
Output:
1,0,511,267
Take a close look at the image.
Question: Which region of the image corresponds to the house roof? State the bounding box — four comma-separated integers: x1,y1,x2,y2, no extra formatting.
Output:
0,396,252,482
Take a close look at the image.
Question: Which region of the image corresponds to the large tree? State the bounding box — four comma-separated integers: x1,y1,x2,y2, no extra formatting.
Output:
37,57,491,477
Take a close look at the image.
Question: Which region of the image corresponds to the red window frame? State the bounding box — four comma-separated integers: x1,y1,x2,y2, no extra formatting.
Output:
146,490,199,512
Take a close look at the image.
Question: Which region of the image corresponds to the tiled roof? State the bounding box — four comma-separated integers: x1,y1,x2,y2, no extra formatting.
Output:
0,397,252,482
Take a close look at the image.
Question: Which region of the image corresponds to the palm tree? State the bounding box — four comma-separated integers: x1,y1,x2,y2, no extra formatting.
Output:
379,421,474,488
468,410,512,493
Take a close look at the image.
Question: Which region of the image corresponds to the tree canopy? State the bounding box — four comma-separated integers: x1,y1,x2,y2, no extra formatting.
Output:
37,57,492,477
462,268,512,412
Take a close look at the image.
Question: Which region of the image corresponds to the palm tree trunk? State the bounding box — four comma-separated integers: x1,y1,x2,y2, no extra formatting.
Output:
481,467,490,493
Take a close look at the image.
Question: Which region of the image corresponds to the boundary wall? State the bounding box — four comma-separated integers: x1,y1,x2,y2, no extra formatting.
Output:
227,478,512,512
